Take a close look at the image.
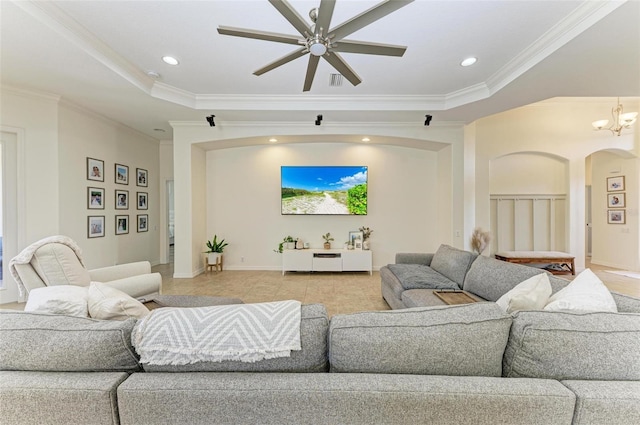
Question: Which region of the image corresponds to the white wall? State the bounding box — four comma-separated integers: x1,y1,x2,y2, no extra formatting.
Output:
58,103,161,269
204,143,440,271
591,151,639,270
0,88,161,303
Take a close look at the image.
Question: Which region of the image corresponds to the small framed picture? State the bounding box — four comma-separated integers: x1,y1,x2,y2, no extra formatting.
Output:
115,215,129,235
115,190,129,209
136,168,148,187
348,231,363,249
607,193,625,208
137,214,149,232
87,157,104,182
137,192,148,210
87,187,105,209
115,163,129,185
607,210,626,224
607,176,625,192
88,216,105,238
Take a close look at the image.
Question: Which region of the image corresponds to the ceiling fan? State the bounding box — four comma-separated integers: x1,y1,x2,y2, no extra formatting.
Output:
217,0,414,91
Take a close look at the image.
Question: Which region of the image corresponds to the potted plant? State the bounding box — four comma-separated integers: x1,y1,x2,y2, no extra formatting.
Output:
204,235,228,264
322,232,334,249
359,226,373,250
274,236,295,253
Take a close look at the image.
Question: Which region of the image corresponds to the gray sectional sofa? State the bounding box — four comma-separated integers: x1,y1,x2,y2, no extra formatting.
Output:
1,247,640,424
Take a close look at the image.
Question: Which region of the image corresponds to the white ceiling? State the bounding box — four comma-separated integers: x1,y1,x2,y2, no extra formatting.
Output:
1,0,639,141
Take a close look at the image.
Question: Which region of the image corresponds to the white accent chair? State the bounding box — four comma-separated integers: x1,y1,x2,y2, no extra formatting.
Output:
11,240,161,300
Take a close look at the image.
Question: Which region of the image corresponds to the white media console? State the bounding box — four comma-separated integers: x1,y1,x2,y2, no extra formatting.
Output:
282,249,372,275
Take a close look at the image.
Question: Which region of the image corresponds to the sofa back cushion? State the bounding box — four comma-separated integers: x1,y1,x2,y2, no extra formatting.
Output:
329,303,512,377
0,311,140,372
463,256,550,301
141,304,329,373
429,245,477,287
30,243,91,287
503,310,640,380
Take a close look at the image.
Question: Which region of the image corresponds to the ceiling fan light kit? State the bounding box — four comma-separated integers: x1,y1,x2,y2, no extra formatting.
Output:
217,0,414,91
592,98,638,136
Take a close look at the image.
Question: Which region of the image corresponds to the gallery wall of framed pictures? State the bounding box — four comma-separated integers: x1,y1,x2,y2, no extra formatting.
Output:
86,157,151,237
606,176,626,225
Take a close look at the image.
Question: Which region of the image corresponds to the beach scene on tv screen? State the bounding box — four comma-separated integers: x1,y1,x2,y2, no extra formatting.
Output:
281,166,367,215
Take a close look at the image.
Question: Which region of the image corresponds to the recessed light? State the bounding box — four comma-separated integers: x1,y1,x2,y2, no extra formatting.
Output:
269,138,278,143
461,57,477,67
147,70,161,79
362,137,370,142
162,56,179,65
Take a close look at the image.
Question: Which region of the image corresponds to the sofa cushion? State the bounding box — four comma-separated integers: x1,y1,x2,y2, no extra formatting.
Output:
141,304,329,373
386,264,459,290
561,380,640,425
329,303,512,377
496,273,552,313
88,281,150,320
463,255,550,301
544,269,617,313
429,244,477,287
30,243,91,287
24,285,89,317
503,310,640,380
0,311,140,372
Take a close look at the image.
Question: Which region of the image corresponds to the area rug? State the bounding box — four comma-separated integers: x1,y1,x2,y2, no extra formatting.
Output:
604,270,640,280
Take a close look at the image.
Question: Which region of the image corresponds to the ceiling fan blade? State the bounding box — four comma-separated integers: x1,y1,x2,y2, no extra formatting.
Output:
217,26,302,46
268,0,311,37
253,47,308,76
303,55,320,92
332,39,407,57
315,0,336,37
323,52,361,87
328,0,414,41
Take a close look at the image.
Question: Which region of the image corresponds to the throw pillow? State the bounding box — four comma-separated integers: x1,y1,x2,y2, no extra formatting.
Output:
544,268,617,313
496,273,552,313
24,285,89,317
88,282,150,320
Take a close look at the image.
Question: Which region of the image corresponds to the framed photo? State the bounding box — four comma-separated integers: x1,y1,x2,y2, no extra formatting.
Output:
607,193,625,208
137,214,149,232
87,157,104,182
348,231,363,249
136,168,148,187
87,187,105,209
607,176,625,192
115,215,129,235
115,190,129,209
87,216,105,238
137,192,148,210
115,163,129,185
607,210,626,224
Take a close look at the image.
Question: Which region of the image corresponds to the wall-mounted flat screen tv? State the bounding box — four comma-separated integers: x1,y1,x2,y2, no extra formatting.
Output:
281,166,368,215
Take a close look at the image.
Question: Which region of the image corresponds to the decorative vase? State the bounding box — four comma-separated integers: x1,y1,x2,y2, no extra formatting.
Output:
363,240,370,250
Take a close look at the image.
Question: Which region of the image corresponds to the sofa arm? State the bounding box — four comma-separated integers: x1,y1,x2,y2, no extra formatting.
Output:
395,253,434,265
89,261,152,282
105,273,162,299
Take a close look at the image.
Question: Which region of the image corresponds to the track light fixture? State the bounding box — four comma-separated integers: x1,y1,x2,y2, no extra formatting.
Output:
315,114,323,126
424,114,433,126
206,115,216,127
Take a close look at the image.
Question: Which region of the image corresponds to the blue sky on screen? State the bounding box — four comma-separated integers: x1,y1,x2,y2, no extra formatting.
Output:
281,166,367,191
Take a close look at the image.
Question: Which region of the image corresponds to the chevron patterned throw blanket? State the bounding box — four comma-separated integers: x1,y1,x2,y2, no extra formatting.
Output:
132,300,302,365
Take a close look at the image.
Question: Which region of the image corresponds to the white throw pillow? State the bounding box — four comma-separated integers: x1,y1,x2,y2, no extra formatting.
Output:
496,273,552,313
544,268,617,313
24,285,89,317
88,282,150,320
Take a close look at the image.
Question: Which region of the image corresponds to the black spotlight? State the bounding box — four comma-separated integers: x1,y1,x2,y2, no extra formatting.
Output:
315,114,323,126
206,115,216,127
424,114,433,126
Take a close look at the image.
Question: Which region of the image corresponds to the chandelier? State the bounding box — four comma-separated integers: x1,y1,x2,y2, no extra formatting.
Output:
592,98,638,136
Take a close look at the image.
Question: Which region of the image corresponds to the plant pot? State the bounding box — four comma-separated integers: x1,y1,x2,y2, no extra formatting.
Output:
324,242,331,249
284,242,295,250
207,252,222,264
363,240,370,250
